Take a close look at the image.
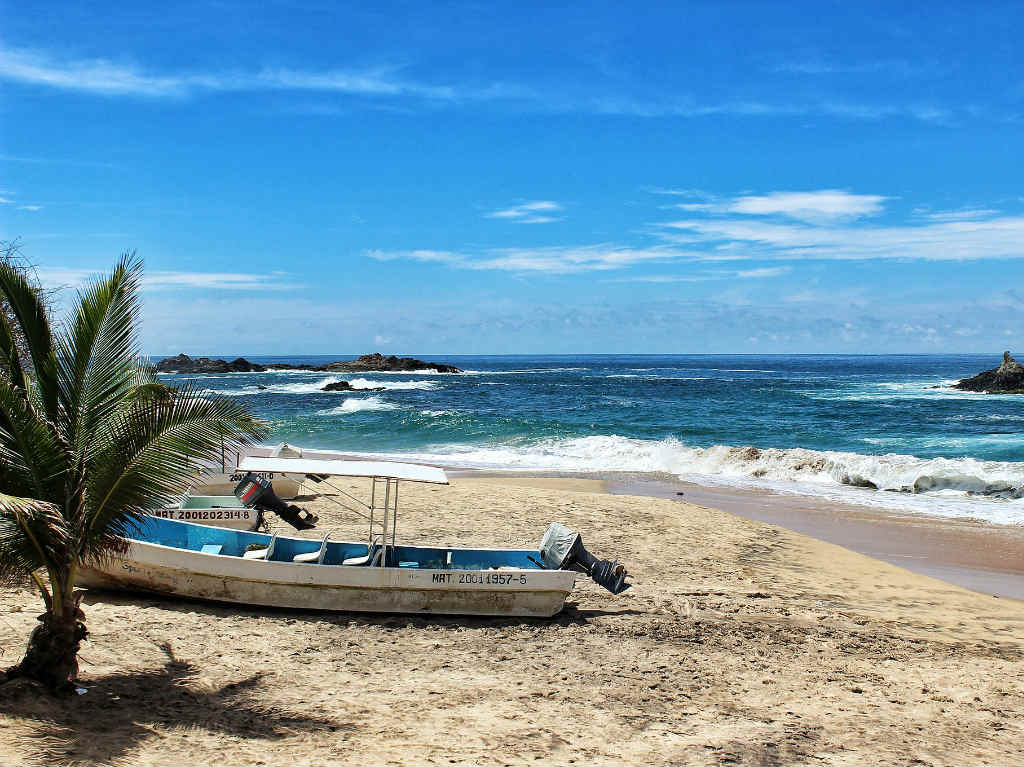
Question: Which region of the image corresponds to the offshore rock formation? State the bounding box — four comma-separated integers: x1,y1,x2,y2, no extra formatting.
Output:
953,351,1024,394
156,353,463,374
154,354,265,373
319,354,462,374
321,380,385,392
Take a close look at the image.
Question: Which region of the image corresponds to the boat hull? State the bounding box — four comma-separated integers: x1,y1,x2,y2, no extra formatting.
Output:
192,470,302,499
77,540,575,617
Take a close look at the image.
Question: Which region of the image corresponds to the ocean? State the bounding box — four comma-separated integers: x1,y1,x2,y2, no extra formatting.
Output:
157,354,1024,526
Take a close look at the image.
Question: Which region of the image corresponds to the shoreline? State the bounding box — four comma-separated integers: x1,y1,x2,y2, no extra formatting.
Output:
458,469,1024,601
251,444,1024,599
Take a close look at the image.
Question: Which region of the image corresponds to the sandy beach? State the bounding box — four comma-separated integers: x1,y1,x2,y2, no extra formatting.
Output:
1,476,1022,765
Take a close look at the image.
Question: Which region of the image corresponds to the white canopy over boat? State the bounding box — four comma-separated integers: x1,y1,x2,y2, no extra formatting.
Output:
237,456,448,484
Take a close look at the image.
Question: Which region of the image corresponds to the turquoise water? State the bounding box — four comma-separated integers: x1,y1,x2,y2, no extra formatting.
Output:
158,354,1024,525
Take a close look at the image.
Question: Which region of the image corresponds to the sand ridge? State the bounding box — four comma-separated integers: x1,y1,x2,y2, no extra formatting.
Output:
0,476,1021,765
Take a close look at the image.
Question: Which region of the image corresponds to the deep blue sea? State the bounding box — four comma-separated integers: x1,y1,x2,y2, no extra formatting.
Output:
157,354,1024,525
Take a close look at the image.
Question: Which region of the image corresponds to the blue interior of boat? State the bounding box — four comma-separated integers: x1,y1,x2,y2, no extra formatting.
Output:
134,516,543,570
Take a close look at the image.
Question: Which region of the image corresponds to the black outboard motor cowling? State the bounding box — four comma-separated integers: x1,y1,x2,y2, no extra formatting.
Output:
538,522,630,594
234,473,319,530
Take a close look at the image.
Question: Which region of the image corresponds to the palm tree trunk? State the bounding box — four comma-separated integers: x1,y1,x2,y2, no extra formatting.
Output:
6,596,87,693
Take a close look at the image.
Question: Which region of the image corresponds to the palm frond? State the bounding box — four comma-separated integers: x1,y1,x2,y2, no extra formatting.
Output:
0,309,27,389
0,260,59,418
0,492,67,586
81,387,266,558
0,377,66,499
55,253,143,457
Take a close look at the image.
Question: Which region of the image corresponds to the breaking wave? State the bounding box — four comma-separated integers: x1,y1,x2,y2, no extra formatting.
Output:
360,436,1024,525
201,376,437,395
316,396,397,415
346,377,436,391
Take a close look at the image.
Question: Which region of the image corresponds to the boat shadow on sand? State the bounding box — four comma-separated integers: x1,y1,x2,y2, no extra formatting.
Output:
0,642,342,766
79,587,644,629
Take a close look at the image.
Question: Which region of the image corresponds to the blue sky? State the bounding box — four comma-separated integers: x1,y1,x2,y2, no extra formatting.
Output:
1,1,1022,354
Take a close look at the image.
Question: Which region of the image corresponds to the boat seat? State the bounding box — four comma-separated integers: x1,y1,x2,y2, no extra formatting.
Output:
293,532,331,564
243,533,277,560
342,554,370,566
201,544,222,555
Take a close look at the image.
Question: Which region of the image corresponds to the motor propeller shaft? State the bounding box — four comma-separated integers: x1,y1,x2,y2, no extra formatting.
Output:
234,472,319,530
538,522,631,594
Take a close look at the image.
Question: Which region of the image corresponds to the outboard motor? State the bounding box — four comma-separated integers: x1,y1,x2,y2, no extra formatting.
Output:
538,522,630,594
234,473,319,530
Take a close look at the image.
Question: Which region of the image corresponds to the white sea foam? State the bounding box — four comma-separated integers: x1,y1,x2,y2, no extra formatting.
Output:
200,375,439,396
606,374,709,380
420,409,454,417
316,396,397,415
347,377,437,391
803,379,1024,402
347,435,1024,525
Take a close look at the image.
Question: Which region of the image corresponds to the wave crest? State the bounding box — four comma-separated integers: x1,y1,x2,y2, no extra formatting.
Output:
316,396,397,415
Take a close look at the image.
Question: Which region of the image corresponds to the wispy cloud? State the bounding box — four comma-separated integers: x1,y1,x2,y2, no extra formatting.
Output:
484,200,563,224
0,191,43,211
0,153,122,168
606,266,790,283
725,190,887,222
38,267,301,291
666,189,887,223
918,208,999,222
367,244,707,274
0,45,466,101
661,211,1024,261
0,44,962,124
772,58,938,77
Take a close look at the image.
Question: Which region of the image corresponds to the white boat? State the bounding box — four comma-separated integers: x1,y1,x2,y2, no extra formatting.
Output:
80,460,630,617
189,442,306,499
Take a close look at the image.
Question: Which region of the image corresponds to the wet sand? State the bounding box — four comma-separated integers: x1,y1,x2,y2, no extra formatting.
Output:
1,476,1022,765
604,476,1024,601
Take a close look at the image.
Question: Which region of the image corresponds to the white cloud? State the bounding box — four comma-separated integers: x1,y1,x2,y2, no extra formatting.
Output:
644,187,713,198
37,267,301,291
921,208,999,222
676,189,886,223
726,189,886,222
0,192,43,211
0,45,962,124
0,45,463,101
735,266,791,278
367,244,703,274
606,265,790,283
662,212,1024,262
485,200,563,224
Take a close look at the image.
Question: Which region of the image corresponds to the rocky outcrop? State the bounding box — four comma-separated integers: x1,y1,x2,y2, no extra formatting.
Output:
157,352,462,374
953,351,1024,393
322,380,384,392
319,354,462,374
155,354,265,373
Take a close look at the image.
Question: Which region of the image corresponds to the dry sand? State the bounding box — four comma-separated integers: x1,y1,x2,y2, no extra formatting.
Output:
1,476,1022,766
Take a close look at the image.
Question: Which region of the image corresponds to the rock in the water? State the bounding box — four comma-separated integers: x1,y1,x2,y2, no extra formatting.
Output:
155,354,266,373
321,380,385,392
953,351,1024,393
321,353,462,374
156,352,461,374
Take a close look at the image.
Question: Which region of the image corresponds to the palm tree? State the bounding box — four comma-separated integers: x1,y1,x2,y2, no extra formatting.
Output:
0,253,267,693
